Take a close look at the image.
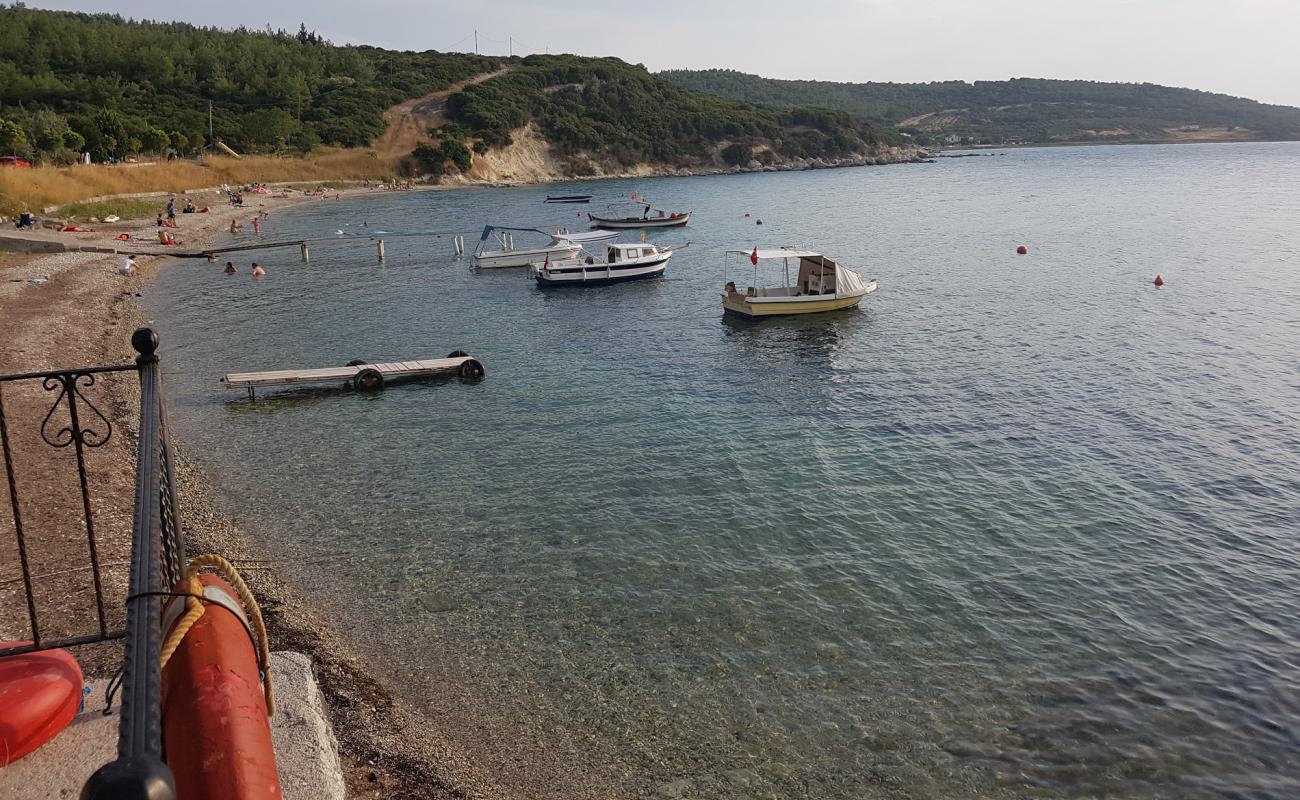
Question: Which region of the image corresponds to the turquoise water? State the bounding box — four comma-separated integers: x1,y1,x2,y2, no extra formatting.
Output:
148,143,1300,799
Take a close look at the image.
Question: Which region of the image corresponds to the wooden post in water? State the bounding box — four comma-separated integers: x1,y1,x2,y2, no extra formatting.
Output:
377,239,386,263
300,243,310,263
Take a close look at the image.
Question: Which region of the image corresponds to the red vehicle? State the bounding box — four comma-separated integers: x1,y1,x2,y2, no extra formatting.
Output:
0,156,32,168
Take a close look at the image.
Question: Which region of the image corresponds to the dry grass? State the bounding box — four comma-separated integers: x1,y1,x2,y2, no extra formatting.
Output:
0,149,403,215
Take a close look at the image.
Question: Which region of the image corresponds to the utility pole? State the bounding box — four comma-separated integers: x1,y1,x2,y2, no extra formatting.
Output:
474,30,478,54
208,101,214,151
509,36,513,57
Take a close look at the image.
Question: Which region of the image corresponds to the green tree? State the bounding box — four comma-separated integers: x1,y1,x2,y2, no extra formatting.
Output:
242,108,298,147
141,127,170,154
0,117,27,154
63,129,85,152
36,127,66,154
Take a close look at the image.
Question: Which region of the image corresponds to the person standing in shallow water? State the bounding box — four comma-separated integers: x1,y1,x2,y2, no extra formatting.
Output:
250,263,266,277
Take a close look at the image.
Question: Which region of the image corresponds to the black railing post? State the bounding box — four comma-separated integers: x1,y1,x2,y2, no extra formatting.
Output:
0,383,42,647
82,328,176,800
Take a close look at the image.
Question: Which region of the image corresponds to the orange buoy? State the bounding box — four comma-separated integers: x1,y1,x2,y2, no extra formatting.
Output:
0,644,83,765
161,574,281,800
1154,274,1164,287
1016,245,1028,255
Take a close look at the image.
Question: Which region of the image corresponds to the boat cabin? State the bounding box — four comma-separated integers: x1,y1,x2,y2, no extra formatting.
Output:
604,243,659,263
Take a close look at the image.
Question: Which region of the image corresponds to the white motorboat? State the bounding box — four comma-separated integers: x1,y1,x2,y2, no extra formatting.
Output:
533,241,686,287
471,226,619,269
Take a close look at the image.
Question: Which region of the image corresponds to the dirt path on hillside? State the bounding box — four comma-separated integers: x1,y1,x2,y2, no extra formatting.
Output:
374,67,514,158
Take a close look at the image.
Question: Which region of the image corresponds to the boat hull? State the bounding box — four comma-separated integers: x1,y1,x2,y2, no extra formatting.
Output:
536,256,669,287
473,243,580,269
588,212,691,229
722,292,867,318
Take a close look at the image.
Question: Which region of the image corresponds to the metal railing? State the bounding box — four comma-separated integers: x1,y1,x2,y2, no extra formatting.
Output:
0,328,183,798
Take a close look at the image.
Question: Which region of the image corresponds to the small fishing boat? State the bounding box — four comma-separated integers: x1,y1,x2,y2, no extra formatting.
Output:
471,225,618,269
545,194,593,204
589,201,691,229
721,247,877,317
534,241,686,287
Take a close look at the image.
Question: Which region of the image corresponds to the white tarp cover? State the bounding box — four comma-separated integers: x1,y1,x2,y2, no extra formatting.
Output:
835,263,867,296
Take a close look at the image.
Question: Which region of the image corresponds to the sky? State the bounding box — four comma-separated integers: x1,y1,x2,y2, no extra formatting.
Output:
28,0,1300,107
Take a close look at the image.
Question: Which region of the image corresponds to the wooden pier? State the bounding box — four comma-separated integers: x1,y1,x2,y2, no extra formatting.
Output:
221,354,484,399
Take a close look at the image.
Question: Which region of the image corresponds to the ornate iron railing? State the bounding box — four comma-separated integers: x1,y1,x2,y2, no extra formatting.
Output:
0,328,183,798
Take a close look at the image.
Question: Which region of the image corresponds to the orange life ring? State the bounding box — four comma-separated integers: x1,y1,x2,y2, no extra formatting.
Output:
161,574,281,799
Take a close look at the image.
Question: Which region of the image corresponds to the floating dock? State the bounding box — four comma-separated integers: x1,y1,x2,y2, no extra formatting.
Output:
221,354,484,399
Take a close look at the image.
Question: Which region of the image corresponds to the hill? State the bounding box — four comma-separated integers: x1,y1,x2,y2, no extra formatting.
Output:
658,70,1300,145
0,5,918,181
0,5,500,160
439,55,909,177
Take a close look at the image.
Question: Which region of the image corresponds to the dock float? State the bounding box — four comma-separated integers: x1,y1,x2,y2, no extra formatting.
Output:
221,353,484,399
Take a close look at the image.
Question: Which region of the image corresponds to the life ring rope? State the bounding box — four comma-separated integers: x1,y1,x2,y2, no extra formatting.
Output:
159,553,275,715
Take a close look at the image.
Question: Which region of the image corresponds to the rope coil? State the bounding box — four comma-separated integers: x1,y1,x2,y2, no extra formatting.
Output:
159,553,274,715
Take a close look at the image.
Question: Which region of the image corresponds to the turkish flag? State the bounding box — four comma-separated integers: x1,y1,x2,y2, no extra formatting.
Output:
750,247,759,266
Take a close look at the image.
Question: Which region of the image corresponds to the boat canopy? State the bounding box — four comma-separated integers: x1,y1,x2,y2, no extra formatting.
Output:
726,248,822,260
479,225,617,243
555,229,620,243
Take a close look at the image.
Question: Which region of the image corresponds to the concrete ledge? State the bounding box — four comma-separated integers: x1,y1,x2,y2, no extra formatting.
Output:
270,650,347,800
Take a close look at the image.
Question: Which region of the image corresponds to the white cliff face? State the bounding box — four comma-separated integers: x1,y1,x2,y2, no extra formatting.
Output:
458,126,926,185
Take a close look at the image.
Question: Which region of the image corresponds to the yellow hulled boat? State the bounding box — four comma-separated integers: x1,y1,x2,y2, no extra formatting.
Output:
721,247,878,318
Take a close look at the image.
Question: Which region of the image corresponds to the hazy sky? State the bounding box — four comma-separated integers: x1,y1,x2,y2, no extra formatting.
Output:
29,0,1300,107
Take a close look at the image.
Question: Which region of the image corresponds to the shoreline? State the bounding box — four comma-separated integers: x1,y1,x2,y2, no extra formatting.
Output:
0,187,485,797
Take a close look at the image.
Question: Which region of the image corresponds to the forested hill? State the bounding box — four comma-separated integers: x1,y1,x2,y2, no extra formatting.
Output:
439,55,905,173
0,5,499,159
659,70,1300,145
0,5,912,174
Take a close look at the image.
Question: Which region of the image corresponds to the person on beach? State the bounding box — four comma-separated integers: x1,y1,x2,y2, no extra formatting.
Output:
230,219,242,235
224,261,237,274
118,255,136,276
251,217,261,235
250,263,266,277
157,212,165,227
167,198,176,221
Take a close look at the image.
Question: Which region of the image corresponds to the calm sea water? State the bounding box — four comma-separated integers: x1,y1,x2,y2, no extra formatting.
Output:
147,143,1300,799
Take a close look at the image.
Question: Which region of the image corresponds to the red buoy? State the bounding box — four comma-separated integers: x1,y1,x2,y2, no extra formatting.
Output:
162,574,281,800
1154,274,1164,287
1016,245,1028,255
0,644,83,765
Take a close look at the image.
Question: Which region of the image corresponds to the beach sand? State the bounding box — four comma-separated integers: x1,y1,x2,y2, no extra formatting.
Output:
0,187,514,798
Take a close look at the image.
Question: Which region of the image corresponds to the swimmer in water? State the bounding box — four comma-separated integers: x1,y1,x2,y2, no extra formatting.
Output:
224,261,237,274
250,262,266,277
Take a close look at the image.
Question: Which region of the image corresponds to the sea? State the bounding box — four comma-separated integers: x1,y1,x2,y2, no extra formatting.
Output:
146,142,1300,799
